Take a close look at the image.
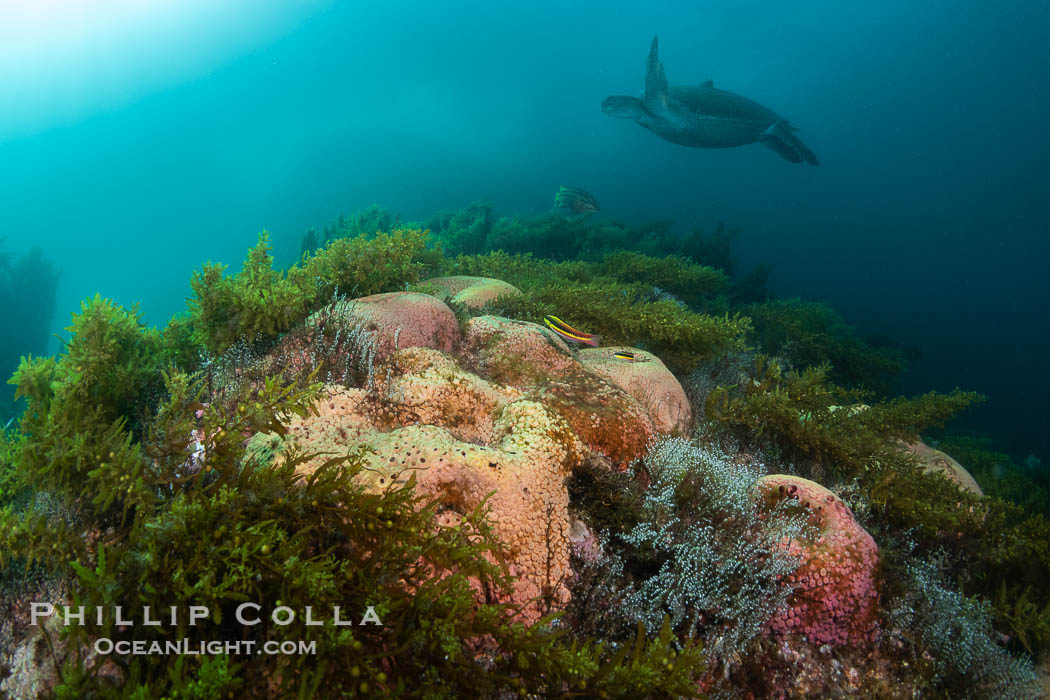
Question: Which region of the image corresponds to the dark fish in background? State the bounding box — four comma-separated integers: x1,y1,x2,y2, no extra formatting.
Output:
554,186,600,214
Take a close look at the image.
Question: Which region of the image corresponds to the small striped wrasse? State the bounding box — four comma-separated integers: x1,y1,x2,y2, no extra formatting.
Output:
543,315,600,347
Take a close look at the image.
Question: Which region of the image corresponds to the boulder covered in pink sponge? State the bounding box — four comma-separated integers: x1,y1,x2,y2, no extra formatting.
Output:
423,275,522,310
462,316,655,466
578,346,692,434
757,475,880,647
322,291,460,361
462,315,578,387
905,440,983,496
267,348,588,624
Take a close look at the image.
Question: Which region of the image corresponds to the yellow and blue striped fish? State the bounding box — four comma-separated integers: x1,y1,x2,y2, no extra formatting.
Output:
543,315,600,347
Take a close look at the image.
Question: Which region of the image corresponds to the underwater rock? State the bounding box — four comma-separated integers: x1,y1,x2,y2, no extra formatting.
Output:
757,475,880,647
464,316,657,464
1,615,122,699
569,518,601,564
258,346,598,623
463,316,655,465
375,348,520,442
1,616,65,698
319,291,459,361
422,275,522,309
462,314,578,386
578,346,692,434
251,313,678,621
905,440,983,496
531,373,654,467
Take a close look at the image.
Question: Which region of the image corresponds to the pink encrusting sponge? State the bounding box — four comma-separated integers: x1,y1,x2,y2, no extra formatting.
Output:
757,475,880,646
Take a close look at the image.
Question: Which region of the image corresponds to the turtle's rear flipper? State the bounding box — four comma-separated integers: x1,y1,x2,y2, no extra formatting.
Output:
760,122,819,165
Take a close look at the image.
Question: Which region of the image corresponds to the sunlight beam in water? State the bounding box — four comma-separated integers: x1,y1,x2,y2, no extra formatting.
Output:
0,0,330,139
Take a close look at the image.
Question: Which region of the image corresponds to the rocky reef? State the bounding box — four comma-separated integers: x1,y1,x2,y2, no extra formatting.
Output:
0,219,1045,698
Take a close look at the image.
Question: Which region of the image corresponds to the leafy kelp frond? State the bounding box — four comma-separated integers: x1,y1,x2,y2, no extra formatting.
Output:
995,582,1050,655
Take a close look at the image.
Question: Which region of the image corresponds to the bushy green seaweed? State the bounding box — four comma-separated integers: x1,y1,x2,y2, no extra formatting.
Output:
995,582,1050,655
423,201,494,256
290,226,443,304
701,357,997,563
592,251,726,307
0,426,20,508
299,204,399,258
1,285,706,696
937,436,1050,515
424,202,770,301
701,355,1050,658
427,203,727,267
444,250,746,372
189,232,312,355
445,247,728,304
0,241,60,420
6,205,1048,695
705,357,980,481
493,284,748,372
8,295,165,519
190,228,443,357
744,298,909,393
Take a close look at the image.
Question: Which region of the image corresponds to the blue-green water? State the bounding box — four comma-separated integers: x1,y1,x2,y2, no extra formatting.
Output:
1,0,1047,458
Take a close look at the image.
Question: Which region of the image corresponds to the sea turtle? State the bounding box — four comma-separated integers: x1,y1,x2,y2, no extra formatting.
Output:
602,36,819,165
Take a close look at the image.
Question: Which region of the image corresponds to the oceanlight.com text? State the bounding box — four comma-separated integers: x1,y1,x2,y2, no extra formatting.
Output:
94,638,317,656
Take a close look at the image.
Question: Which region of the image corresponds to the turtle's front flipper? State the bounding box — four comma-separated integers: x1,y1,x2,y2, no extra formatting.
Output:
601,95,646,119
759,122,819,165
644,35,669,112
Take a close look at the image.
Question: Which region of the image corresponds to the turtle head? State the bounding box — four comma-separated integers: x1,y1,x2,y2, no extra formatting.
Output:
601,95,646,120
